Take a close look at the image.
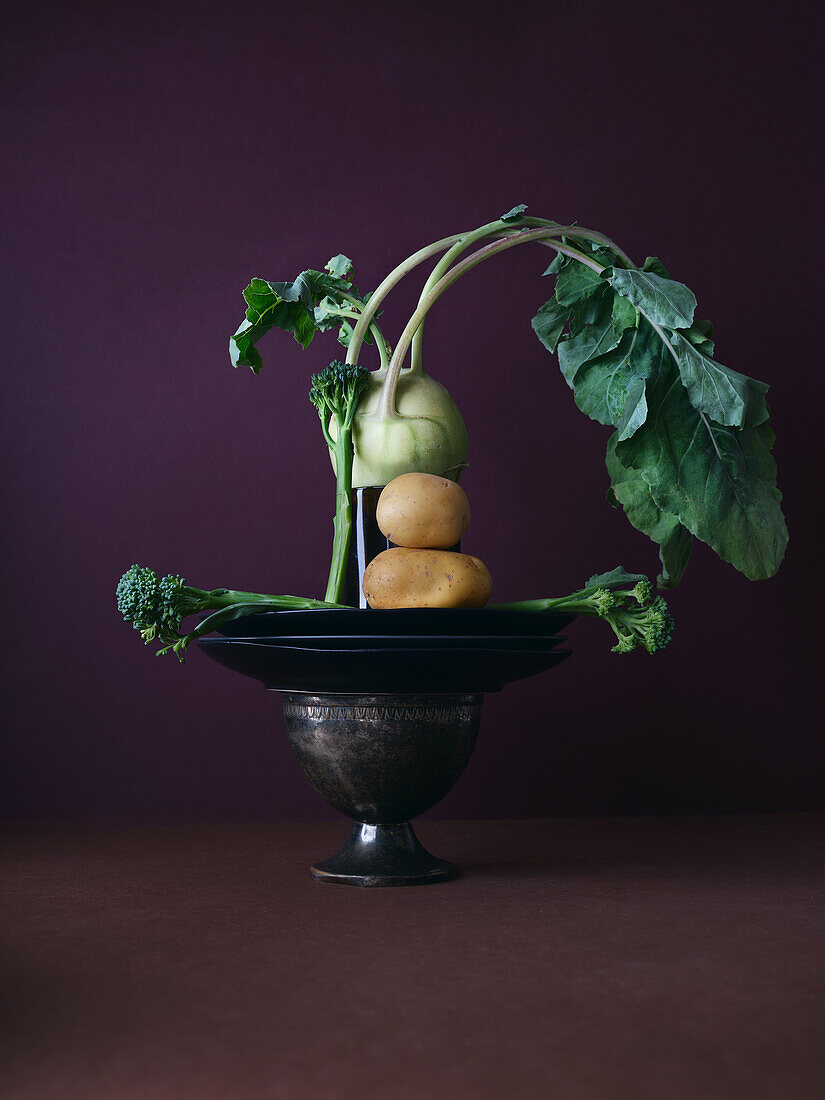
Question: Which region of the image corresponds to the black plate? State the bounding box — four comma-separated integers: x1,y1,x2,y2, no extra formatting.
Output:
212,634,570,651
197,639,572,694
215,607,575,639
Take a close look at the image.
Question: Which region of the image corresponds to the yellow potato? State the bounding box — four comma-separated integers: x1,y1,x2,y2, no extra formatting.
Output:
363,548,492,609
376,472,470,549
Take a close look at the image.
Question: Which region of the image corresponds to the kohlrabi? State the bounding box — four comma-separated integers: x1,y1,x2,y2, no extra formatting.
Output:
230,205,786,598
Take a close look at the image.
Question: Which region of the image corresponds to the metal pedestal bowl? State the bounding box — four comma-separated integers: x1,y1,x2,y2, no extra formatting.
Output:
198,607,573,886
282,692,482,885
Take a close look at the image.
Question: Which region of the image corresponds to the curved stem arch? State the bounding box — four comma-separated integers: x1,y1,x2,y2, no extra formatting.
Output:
378,227,620,418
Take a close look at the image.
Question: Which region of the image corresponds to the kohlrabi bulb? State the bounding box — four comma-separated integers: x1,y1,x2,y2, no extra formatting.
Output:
331,370,468,487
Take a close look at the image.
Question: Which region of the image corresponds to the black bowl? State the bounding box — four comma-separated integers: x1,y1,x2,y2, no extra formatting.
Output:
215,607,575,640
197,639,571,693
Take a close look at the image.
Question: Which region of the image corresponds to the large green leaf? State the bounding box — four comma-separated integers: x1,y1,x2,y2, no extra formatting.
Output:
606,435,692,586
569,319,659,429
229,318,275,372
615,363,787,580
670,332,769,428
530,233,786,585
558,291,623,383
555,261,606,306
230,265,366,372
531,298,570,354
610,268,697,329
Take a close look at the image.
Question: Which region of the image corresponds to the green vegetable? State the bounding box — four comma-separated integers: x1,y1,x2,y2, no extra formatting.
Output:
230,204,786,588
308,360,371,603
343,369,469,486
116,564,343,660
117,563,670,660
493,567,674,655
230,256,390,370
529,240,785,585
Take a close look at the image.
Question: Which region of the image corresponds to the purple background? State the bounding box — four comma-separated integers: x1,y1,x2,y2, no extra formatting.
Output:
3,1,822,825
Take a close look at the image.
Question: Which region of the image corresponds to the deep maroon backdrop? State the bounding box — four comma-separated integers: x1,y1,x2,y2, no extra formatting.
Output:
2,0,822,824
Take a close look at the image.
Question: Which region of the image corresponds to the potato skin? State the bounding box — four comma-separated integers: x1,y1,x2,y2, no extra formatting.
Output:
376,472,469,550
363,548,492,609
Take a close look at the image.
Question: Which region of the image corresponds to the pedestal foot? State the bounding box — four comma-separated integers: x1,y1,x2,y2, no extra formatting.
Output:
310,822,456,887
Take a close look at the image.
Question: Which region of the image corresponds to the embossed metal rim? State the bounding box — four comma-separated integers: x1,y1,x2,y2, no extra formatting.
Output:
283,700,483,722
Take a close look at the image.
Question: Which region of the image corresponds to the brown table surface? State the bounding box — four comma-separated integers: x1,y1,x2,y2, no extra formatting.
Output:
2,815,824,1100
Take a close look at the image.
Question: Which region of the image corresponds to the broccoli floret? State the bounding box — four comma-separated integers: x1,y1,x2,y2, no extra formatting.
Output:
116,565,162,635
629,577,654,608
309,360,371,604
491,567,674,656
309,360,370,432
116,564,344,660
603,594,674,654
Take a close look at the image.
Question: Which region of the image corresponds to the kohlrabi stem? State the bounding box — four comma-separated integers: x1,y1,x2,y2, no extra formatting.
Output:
408,219,634,376
343,215,636,415
337,292,390,369
408,219,518,376
345,234,477,370
378,229,607,418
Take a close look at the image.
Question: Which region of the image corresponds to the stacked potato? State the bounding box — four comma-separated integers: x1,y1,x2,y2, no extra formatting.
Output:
362,473,492,609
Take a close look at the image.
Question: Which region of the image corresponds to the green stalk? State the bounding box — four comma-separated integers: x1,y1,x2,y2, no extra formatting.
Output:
344,217,634,374
195,587,336,608
157,594,347,658
408,219,515,375
323,417,356,605
344,233,474,369
377,228,606,419
409,218,635,375
337,292,391,368
491,594,591,613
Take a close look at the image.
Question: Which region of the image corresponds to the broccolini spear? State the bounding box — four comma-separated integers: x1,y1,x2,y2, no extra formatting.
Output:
116,564,344,660
493,567,674,654
309,360,371,603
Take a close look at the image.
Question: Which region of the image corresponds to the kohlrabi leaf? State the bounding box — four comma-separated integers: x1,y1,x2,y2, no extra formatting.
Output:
244,277,316,342
325,254,354,280
614,359,787,580
557,292,623,384
606,434,692,587
555,262,606,306
568,321,660,429
670,332,769,428
531,298,570,354
230,265,369,372
611,293,638,334
680,318,715,356
501,204,528,222
530,231,786,586
641,256,671,278
229,317,269,372
230,277,320,368
542,252,568,276
609,268,697,329
615,379,648,441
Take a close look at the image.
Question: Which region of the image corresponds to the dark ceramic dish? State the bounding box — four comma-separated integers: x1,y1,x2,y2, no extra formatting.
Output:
197,639,571,694
213,634,569,651
215,607,575,639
